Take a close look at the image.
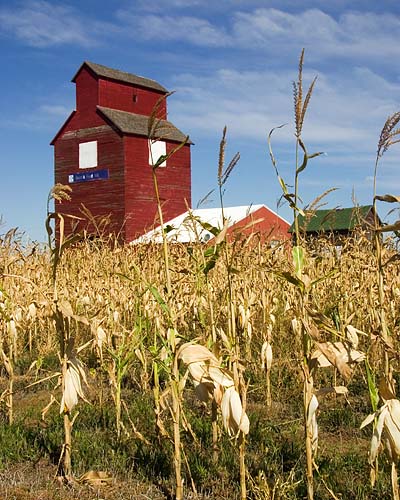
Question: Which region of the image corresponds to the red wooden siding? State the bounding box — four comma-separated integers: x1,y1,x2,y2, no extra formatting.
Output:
54,124,126,239
75,68,100,126
123,137,191,241
99,79,166,117
227,206,290,242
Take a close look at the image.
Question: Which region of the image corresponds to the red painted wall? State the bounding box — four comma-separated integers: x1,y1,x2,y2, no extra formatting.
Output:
123,136,191,241
54,124,126,239
227,206,290,242
99,79,166,117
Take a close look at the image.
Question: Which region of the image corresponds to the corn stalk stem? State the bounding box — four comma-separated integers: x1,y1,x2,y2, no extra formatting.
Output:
392,462,399,500
115,375,122,439
211,399,218,463
151,168,171,296
266,370,271,408
8,378,13,425
239,433,246,500
63,412,72,477
304,370,314,500
373,156,390,380
172,358,183,500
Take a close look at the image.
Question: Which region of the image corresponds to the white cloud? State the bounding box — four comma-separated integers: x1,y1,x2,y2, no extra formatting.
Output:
232,8,400,63
116,6,400,67
3,101,71,131
39,104,71,117
0,0,113,47
116,11,231,47
168,63,400,164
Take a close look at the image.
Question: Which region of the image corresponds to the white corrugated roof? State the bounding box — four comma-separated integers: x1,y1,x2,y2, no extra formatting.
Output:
131,204,281,244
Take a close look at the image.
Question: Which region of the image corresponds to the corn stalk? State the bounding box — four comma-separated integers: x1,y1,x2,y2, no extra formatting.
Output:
269,49,323,500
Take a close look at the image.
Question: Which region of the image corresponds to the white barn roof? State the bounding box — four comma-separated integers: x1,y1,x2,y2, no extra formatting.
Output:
131,204,287,244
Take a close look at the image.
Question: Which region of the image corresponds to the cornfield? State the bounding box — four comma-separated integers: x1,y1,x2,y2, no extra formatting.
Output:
0,224,399,499
1,49,400,500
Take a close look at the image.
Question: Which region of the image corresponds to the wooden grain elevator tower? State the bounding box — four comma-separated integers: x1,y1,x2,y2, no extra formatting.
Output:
51,61,192,242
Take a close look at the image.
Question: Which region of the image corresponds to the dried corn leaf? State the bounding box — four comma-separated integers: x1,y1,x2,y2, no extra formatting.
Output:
311,341,365,379
361,399,400,464
58,300,74,317
1,349,13,377
193,380,215,403
316,386,349,397
41,395,57,420
78,470,113,486
379,377,396,401
178,343,219,365
221,386,249,436
208,366,234,388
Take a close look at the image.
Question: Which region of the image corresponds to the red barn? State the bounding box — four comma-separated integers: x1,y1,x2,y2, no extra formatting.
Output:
51,61,191,242
133,205,290,244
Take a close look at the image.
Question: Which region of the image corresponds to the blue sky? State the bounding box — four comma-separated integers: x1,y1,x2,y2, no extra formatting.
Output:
1,0,400,242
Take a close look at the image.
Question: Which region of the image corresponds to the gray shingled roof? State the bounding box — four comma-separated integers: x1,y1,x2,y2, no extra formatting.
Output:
73,61,168,93
97,106,191,143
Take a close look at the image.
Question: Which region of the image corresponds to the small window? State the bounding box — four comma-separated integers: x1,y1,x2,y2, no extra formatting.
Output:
79,141,97,169
149,140,166,167
132,93,138,103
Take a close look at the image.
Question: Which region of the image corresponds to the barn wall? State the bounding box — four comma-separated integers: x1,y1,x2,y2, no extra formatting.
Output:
123,136,191,241
54,124,125,239
74,68,101,123
98,79,167,117
228,206,290,241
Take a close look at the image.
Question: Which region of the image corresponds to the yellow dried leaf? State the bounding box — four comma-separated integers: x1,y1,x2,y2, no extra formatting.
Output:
58,300,74,318
193,380,214,403
178,343,219,365
311,341,365,379
78,470,113,486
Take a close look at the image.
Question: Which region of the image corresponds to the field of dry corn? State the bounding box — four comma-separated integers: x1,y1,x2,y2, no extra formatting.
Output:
0,228,399,500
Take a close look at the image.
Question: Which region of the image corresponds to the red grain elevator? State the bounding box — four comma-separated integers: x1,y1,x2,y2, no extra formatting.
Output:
51,61,192,242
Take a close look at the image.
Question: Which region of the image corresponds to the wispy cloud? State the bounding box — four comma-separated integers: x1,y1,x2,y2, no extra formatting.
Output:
169,64,400,152
116,11,231,47
232,8,400,62
0,0,113,47
2,101,71,131
39,104,71,117
116,6,400,67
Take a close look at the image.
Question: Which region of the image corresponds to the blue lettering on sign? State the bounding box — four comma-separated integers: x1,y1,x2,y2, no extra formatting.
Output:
68,169,109,183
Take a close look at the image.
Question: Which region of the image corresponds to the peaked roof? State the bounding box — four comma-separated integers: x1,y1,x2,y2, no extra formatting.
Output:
292,205,374,233
97,106,190,143
72,61,168,93
132,205,289,244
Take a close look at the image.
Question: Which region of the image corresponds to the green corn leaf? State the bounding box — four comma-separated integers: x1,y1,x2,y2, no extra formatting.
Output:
278,176,289,195
148,285,170,316
197,219,220,237
292,245,304,277
365,359,379,412
275,271,305,292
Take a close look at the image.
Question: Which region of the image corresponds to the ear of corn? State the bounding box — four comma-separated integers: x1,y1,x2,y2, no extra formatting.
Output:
221,386,250,436
60,356,87,414
361,399,400,464
261,341,273,372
